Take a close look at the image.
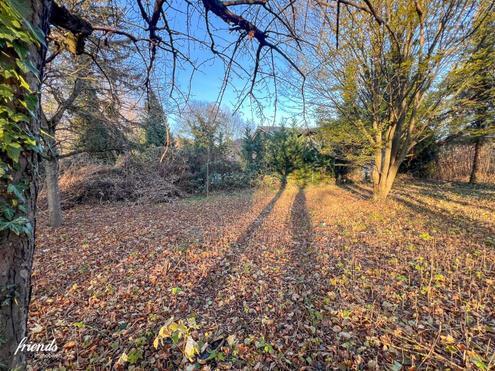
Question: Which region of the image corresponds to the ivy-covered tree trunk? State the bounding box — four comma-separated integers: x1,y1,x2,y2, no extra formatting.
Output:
0,0,50,366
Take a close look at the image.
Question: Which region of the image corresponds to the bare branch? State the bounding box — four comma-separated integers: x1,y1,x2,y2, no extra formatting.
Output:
92,25,140,42
223,0,267,6
49,79,83,126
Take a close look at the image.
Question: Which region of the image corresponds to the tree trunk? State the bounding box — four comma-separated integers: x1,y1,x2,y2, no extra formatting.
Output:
281,175,288,187
0,0,50,367
44,120,62,227
373,171,396,200
45,156,63,227
469,139,482,184
206,145,210,197
372,147,399,201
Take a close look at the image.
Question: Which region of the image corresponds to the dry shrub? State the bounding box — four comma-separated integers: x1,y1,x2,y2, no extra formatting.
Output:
52,149,186,209
435,142,495,183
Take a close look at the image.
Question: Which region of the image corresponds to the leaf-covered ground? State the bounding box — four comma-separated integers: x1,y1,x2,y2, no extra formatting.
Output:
29,180,495,369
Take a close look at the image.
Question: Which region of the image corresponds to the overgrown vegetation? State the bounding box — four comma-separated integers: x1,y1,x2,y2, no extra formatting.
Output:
0,0,42,235
30,181,495,369
2,0,495,368
34,1,495,217
306,0,494,199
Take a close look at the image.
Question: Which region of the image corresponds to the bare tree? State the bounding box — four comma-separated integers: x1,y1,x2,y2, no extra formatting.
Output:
304,0,494,199
41,7,141,227
41,78,83,226
0,0,332,365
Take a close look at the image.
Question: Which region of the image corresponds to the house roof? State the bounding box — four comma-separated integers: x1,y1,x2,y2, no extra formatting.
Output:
255,126,317,136
256,126,284,134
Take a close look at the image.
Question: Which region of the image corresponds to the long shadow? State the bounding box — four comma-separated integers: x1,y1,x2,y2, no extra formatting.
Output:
427,190,495,212
287,186,319,298
419,179,495,198
289,186,315,265
341,180,495,215
93,189,259,277
212,186,320,367
283,186,328,368
282,186,317,293
337,182,373,200
186,184,286,311
413,184,495,213
335,181,494,242
392,191,495,241
38,190,260,305
402,179,495,203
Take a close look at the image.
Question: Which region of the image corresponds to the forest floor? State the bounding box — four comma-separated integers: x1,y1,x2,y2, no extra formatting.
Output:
29,180,495,369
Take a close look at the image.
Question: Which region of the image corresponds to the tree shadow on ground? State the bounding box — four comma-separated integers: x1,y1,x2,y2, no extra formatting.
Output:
336,181,494,242
210,185,323,368
69,190,259,295
186,184,286,312
412,183,495,213
283,186,329,368
288,186,316,277
284,186,317,299
181,185,330,369
392,191,495,240
337,182,373,200
413,179,495,198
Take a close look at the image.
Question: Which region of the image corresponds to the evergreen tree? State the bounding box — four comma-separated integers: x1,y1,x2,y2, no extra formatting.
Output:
264,126,306,184
445,12,495,183
306,0,492,199
74,83,127,162
181,103,235,195
143,91,168,147
240,127,264,173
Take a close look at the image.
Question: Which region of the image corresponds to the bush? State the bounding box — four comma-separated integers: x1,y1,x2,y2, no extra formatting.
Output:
290,167,334,186
254,175,283,190
210,172,255,190
49,149,185,208
400,135,440,178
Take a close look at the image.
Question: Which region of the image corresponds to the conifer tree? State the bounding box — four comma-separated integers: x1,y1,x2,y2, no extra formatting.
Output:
446,12,495,183
241,127,264,173
143,90,168,147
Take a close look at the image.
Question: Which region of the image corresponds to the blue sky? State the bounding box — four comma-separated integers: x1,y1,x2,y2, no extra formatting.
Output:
116,0,303,129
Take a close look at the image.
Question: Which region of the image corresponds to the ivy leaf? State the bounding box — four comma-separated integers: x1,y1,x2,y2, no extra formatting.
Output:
126,348,142,364
7,183,25,203
2,205,15,220
0,216,31,235
6,142,21,162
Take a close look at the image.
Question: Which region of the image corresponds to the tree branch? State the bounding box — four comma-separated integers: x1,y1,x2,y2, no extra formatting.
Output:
92,25,139,42
202,0,303,76
49,2,93,54
49,78,83,126
223,0,267,6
